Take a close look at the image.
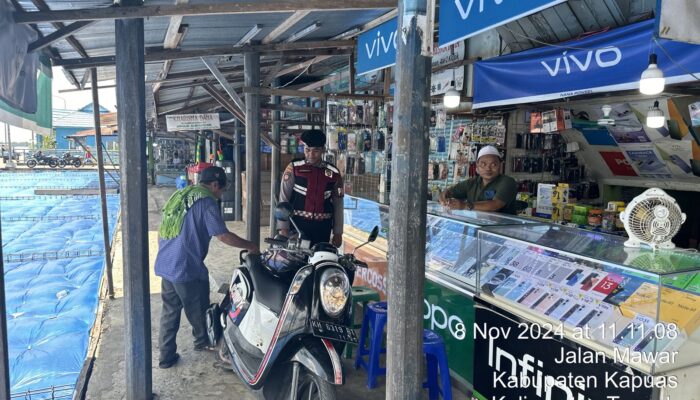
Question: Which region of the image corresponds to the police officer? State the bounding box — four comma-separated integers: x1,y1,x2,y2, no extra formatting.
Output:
439,145,517,214
278,130,344,246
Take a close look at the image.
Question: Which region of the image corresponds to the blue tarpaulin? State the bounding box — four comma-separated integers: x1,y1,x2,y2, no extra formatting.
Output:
1,171,120,398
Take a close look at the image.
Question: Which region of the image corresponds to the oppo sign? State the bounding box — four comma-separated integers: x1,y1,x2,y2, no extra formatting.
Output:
424,299,467,340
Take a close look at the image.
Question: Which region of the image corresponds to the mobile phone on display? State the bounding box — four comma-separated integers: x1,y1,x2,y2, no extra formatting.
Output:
548,266,574,284
613,322,645,348
544,298,569,317
533,294,559,313
504,281,533,301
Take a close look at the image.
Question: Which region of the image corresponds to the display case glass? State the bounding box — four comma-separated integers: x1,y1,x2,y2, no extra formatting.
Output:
478,224,700,375
424,203,531,291
343,196,533,292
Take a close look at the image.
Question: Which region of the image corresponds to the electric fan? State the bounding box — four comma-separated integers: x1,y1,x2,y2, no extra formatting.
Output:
620,188,686,249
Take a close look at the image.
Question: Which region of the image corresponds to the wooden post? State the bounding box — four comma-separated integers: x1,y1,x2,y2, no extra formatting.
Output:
269,79,281,236
244,52,261,245
90,68,115,299
387,0,430,399
234,119,243,221
115,1,153,398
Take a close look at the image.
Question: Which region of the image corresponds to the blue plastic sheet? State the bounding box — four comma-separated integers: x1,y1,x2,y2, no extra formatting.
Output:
1,171,120,398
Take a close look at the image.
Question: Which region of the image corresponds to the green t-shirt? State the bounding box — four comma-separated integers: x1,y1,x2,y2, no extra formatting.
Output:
448,174,518,214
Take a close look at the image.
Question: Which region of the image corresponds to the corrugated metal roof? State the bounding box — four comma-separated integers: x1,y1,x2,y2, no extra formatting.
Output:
52,109,96,128
16,0,655,126
496,0,655,54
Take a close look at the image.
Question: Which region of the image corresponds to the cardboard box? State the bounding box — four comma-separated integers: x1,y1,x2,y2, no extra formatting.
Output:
621,282,700,334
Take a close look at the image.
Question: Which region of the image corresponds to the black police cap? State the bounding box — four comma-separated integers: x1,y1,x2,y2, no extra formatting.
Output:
300,130,326,147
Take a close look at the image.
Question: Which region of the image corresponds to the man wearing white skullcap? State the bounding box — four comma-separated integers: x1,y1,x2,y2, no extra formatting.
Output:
439,145,517,214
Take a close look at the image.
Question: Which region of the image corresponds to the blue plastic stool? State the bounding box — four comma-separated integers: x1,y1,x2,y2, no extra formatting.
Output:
354,301,387,389
422,329,452,400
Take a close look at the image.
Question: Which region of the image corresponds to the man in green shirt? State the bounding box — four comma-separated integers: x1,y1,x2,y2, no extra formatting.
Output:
439,145,517,214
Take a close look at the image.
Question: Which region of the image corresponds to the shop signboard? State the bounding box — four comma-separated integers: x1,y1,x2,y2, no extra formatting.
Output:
473,297,654,400
356,18,398,76
431,42,465,69
424,278,475,383
439,0,566,46
166,113,220,131
473,19,700,108
357,20,467,76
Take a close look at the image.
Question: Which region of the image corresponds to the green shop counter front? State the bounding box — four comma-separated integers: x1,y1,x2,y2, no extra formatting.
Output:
342,196,533,386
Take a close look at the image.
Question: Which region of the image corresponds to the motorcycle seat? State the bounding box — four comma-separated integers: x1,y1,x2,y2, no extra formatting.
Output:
247,256,291,315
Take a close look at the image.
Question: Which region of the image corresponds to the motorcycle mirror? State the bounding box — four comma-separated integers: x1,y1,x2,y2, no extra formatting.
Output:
274,202,294,222
368,226,379,243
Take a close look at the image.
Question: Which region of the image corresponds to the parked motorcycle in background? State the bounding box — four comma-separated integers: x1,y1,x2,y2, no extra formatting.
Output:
58,152,83,168
213,202,378,400
26,152,59,168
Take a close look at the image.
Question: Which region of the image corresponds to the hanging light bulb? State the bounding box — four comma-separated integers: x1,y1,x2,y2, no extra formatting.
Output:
639,53,665,95
443,81,460,108
646,101,665,128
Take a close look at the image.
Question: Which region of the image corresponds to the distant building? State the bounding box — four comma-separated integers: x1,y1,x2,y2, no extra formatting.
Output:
51,104,117,149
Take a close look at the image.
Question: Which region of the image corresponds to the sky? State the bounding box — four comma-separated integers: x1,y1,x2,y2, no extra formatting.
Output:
2,67,117,145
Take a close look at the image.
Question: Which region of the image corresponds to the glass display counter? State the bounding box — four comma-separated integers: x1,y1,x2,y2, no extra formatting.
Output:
477,224,700,377
342,196,535,386
344,197,534,293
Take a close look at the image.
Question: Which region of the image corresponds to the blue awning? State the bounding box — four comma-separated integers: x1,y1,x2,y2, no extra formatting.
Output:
473,20,700,109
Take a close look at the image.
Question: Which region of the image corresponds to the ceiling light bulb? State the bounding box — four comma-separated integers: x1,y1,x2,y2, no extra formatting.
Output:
601,104,612,117
640,53,665,95
443,86,460,109
646,101,665,128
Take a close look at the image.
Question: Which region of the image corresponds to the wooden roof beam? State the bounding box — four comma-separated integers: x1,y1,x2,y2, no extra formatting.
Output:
27,20,96,52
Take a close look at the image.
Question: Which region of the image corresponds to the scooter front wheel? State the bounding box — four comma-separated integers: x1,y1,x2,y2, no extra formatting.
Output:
297,367,336,400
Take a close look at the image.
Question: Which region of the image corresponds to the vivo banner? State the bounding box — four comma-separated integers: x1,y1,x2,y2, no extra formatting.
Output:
356,18,398,76
439,0,566,46
473,20,700,109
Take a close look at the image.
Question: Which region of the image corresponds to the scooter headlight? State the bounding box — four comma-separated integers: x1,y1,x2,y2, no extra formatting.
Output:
319,268,350,317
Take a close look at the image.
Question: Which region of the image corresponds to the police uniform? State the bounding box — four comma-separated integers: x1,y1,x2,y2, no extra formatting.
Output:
278,130,344,245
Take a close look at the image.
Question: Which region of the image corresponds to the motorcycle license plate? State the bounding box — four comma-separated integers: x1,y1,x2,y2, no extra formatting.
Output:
310,319,358,344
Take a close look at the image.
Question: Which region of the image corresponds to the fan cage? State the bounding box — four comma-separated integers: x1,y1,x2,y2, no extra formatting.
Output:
627,198,683,244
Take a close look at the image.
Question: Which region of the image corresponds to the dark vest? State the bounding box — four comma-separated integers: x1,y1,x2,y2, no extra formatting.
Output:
290,160,341,220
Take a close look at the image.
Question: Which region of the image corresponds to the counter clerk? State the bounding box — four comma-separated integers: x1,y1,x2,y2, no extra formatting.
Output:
439,145,518,214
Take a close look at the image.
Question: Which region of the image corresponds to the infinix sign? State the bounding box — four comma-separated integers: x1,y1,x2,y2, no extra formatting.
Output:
541,47,623,77
356,18,398,75
439,0,566,46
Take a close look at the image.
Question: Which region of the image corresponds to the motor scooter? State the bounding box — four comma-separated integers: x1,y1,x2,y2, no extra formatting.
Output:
215,202,378,399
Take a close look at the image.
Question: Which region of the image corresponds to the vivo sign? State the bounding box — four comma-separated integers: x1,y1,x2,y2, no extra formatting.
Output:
356,18,398,75
439,0,567,46
473,20,700,108
541,47,622,76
